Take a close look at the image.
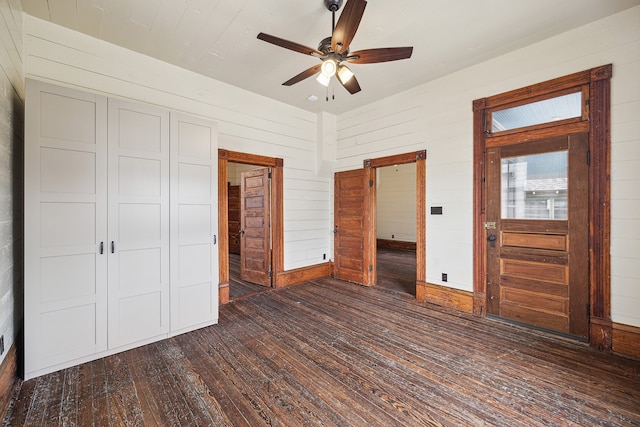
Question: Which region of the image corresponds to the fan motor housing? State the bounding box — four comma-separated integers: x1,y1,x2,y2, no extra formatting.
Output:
324,0,343,12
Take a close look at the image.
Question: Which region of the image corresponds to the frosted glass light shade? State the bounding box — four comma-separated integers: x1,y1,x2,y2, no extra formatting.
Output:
337,65,354,83
316,73,331,87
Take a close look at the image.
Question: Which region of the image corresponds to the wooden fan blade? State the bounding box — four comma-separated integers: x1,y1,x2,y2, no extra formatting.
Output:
339,73,362,94
283,64,322,86
257,32,323,57
331,0,367,54
347,47,413,64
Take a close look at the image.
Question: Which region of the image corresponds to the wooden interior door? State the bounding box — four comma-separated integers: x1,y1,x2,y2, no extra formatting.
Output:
334,169,375,285
240,168,271,286
485,134,589,337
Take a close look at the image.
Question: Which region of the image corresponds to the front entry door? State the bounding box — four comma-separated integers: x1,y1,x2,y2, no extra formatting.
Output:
334,169,375,285
485,134,589,338
240,168,271,286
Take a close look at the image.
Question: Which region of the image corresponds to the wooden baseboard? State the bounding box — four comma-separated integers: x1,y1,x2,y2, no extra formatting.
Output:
218,281,230,305
276,262,332,288
612,322,640,359
0,344,19,420
376,239,416,251
418,281,474,314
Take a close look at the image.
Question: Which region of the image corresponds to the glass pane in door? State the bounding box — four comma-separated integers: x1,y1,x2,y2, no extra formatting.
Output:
501,151,568,220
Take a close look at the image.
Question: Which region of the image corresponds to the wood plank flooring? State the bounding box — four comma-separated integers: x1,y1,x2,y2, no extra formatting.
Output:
228,253,268,300
5,277,640,426
375,247,416,296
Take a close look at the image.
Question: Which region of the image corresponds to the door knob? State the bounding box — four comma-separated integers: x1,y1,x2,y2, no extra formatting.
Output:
488,233,497,247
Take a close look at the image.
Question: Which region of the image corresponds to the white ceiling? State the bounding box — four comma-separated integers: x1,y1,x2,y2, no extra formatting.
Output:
20,0,640,115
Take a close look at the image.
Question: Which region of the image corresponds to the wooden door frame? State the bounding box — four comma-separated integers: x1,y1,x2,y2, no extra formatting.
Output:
472,65,612,350
218,149,284,304
362,150,427,298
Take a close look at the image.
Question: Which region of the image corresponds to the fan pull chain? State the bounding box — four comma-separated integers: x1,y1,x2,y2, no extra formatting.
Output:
325,84,336,102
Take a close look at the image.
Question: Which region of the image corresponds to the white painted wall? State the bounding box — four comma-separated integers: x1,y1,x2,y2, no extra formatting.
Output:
24,15,332,271
376,164,416,242
0,0,23,366
336,6,640,327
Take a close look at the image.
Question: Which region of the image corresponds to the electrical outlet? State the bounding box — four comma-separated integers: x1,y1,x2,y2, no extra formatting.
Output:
442,273,448,282
0,335,4,356
392,234,395,239
323,253,326,260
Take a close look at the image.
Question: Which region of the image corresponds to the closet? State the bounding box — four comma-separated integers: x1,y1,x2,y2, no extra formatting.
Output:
24,80,218,379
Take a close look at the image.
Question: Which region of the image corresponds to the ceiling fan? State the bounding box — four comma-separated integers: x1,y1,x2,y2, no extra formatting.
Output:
257,0,413,95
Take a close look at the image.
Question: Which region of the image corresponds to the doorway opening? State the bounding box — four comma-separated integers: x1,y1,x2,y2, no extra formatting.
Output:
218,149,284,304
473,65,612,349
375,163,417,296
333,151,426,299
227,163,272,300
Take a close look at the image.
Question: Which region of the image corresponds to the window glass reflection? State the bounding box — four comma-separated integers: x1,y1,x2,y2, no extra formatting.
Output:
502,151,568,220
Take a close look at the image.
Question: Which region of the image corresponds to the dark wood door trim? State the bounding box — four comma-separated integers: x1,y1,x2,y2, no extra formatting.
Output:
218,149,284,304
362,150,427,298
473,64,612,350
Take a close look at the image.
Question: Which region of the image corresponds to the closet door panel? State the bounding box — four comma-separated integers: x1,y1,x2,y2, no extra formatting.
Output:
24,80,108,379
40,148,96,194
170,113,218,334
108,99,170,349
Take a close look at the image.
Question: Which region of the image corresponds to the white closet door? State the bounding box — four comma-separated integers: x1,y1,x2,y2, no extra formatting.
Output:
24,80,108,378
170,113,219,334
107,99,170,348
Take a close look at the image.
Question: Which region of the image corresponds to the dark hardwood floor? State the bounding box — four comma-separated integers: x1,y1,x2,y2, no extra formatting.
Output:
5,278,640,426
375,247,416,296
229,253,269,300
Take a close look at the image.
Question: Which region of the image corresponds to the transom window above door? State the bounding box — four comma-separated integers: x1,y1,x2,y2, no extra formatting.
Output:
488,88,586,135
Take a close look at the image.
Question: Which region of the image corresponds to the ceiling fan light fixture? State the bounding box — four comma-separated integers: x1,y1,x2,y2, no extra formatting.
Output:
316,72,331,87
337,65,354,84
320,59,337,77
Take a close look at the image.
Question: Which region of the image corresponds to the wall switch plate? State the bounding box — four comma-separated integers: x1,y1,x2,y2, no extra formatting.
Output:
442,273,448,282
